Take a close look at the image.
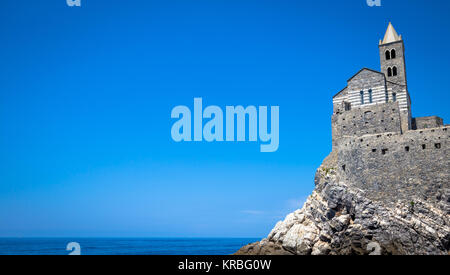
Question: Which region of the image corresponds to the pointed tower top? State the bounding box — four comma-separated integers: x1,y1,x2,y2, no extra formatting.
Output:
380,22,402,45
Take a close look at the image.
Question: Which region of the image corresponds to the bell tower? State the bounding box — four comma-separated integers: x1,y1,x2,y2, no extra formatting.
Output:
378,23,412,132
379,22,407,87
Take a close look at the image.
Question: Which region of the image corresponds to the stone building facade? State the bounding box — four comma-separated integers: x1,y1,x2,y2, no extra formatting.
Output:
331,23,449,212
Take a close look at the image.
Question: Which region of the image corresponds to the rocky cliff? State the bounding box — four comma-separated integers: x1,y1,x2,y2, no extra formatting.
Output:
235,152,450,255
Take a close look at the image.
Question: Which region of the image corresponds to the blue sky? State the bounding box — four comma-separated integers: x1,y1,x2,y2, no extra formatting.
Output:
0,0,449,237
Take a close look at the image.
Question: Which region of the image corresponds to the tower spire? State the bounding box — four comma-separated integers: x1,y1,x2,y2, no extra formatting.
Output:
380,22,402,45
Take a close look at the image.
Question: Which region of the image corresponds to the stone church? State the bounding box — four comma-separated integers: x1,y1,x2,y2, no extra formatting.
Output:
329,23,448,209
332,23,445,148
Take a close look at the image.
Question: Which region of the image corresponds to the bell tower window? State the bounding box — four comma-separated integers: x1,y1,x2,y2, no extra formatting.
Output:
387,67,392,77
385,50,391,60
391,49,396,59
392,66,398,76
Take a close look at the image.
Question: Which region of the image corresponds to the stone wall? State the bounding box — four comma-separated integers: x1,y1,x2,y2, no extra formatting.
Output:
335,126,449,211
332,102,403,148
413,116,444,130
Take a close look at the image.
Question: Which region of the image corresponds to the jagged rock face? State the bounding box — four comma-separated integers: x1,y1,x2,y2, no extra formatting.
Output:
235,155,450,255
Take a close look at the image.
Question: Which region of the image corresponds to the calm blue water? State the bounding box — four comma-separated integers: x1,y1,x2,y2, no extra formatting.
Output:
0,238,259,255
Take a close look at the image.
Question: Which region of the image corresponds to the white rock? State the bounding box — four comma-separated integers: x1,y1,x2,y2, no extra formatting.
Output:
311,241,331,255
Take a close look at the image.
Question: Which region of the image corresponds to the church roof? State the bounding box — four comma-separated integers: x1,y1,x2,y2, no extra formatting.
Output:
347,67,385,82
333,86,347,99
380,22,402,45
333,68,385,98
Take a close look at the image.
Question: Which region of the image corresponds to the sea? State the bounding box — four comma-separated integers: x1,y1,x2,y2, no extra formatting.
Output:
0,238,259,255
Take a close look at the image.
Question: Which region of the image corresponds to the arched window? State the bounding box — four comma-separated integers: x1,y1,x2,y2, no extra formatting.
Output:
392,92,397,102
392,66,398,76
385,50,391,60
368,89,373,103
387,67,392,77
391,49,396,59
360,91,364,105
